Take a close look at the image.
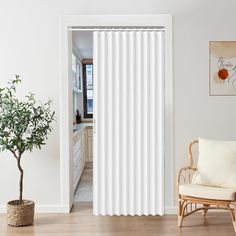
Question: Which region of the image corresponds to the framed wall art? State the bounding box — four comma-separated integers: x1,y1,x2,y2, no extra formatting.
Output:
209,41,236,96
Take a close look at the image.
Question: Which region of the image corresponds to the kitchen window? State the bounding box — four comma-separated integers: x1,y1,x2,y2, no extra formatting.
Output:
83,61,93,118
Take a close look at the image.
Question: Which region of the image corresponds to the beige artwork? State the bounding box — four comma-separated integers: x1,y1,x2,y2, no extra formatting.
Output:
209,41,236,95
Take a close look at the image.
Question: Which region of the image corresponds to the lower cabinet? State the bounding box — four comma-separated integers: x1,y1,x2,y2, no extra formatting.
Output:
86,127,93,162
73,126,93,193
73,129,86,193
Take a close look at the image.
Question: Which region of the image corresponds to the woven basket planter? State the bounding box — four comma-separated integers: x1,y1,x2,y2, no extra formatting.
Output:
7,200,35,226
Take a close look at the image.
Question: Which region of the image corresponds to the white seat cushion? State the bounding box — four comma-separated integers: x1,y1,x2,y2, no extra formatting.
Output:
192,138,236,188
179,184,236,201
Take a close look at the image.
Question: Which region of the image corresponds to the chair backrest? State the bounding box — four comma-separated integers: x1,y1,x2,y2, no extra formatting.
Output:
188,140,199,168
191,138,236,189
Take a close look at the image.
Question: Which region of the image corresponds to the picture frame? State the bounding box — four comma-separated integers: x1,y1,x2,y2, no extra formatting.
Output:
209,41,236,96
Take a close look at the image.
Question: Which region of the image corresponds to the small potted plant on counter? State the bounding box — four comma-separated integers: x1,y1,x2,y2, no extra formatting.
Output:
0,75,55,226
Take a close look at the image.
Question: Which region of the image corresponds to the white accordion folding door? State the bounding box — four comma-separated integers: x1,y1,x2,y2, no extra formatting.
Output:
93,29,164,216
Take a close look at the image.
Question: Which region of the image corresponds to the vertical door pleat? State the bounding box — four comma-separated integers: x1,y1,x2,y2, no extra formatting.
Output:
128,31,135,215
114,32,121,215
93,30,164,216
157,32,165,213
93,32,98,215
135,32,142,215
100,32,106,215
107,31,113,215
153,32,158,214
143,32,149,215
149,32,156,215
121,31,128,215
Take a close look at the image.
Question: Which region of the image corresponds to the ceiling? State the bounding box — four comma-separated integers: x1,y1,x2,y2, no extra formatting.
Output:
72,31,93,59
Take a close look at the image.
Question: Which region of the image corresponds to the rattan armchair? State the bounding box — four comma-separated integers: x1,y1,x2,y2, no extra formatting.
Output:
177,140,236,233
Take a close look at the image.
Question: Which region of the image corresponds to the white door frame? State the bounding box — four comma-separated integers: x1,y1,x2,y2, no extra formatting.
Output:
59,15,173,213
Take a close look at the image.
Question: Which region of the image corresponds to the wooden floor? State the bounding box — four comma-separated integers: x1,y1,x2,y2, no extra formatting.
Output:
0,203,235,236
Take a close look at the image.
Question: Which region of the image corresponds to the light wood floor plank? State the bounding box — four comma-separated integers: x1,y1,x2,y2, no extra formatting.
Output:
0,203,234,236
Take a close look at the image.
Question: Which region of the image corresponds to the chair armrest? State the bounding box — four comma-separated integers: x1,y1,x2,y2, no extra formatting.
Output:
177,166,197,187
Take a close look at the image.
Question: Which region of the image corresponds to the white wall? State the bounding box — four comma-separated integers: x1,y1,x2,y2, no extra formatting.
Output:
0,0,236,210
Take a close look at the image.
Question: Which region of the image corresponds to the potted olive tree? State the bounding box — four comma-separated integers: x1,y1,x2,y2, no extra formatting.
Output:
0,75,55,226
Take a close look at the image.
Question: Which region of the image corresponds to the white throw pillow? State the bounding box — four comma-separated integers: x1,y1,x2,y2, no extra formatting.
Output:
192,138,236,188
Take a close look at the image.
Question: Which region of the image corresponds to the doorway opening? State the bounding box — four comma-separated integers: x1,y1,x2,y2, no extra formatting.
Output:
71,30,93,203
59,15,173,214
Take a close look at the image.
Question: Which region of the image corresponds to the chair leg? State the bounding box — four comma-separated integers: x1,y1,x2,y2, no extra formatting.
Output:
202,204,209,216
178,199,183,227
178,200,187,227
233,205,236,234
178,216,183,228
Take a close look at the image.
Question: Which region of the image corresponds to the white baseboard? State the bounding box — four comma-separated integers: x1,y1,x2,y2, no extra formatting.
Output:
0,204,178,214
0,204,227,215
165,206,178,214
0,204,179,215
0,204,71,213
35,205,70,213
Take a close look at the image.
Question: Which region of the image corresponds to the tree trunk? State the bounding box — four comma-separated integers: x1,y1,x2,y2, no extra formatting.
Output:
17,157,23,205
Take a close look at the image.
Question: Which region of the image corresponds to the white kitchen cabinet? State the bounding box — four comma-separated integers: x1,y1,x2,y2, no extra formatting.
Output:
73,124,93,193
86,128,93,162
73,129,86,193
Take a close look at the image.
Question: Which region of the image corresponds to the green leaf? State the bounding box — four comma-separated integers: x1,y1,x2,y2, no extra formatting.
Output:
0,76,55,156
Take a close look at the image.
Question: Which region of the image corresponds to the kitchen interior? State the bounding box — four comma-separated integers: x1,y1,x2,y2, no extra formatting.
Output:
72,31,93,202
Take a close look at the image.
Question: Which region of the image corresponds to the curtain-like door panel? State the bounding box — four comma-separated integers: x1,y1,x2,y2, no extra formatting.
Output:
93,30,164,216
